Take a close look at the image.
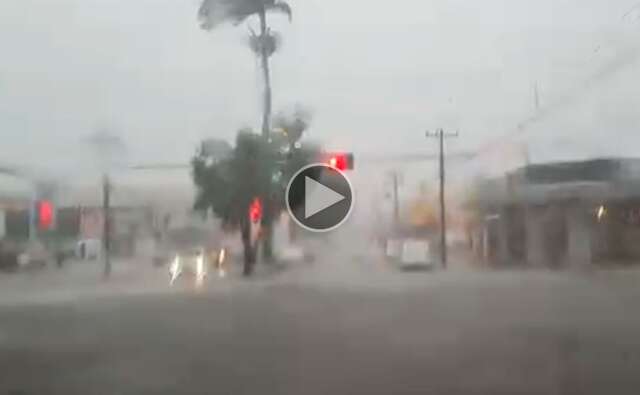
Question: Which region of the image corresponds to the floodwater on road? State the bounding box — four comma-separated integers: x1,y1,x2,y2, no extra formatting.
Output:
1,252,640,394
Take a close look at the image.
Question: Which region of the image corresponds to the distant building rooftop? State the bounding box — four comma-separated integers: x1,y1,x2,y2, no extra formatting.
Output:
56,168,195,209
0,173,32,207
473,158,640,206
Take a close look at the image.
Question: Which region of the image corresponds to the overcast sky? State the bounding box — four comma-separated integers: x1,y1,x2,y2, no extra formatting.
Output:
1,0,640,183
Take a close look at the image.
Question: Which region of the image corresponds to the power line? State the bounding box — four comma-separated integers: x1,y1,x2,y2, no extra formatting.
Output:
467,44,640,166
359,152,474,163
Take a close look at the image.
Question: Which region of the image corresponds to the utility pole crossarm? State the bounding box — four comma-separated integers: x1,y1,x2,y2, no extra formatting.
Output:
425,130,459,139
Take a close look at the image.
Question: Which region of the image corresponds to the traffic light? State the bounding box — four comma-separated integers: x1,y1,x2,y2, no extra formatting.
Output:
248,197,262,223
324,152,354,171
36,200,54,230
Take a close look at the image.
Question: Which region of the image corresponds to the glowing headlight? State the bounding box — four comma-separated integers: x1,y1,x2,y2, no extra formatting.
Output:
169,255,181,285
196,255,204,274
170,255,180,271
195,254,206,287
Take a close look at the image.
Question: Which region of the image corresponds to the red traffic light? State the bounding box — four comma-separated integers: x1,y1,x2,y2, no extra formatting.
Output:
249,197,262,223
324,152,354,171
37,200,54,230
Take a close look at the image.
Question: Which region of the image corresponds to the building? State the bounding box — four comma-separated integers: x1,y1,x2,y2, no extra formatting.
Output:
0,172,34,240
469,158,640,267
53,168,219,257
0,162,218,260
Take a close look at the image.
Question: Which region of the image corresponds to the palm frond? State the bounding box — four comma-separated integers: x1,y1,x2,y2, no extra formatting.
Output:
266,1,292,21
198,0,256,30
199,0,292,30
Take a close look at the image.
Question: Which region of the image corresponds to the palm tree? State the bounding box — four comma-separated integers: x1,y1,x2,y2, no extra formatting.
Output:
198,0,292,137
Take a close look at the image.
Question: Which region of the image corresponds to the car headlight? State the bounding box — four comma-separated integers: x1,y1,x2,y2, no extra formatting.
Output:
170,255,181,272
196,255,204,270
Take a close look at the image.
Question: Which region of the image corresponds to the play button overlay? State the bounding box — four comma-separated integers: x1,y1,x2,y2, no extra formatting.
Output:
304,176,345,218
286,163,354,232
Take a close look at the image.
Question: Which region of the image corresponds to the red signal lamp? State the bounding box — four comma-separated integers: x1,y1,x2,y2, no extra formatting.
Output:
249,197,262,223
324,152,354,171
37,200,54,230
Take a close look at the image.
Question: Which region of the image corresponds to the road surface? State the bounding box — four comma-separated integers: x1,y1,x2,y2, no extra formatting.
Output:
1,244,640,394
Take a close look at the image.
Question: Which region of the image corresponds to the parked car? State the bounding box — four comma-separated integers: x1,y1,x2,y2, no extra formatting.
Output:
0,241,19,272
76,239,101,260
0,240,50,272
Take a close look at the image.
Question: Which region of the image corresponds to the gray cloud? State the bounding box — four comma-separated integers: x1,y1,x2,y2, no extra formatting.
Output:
0,0,638,186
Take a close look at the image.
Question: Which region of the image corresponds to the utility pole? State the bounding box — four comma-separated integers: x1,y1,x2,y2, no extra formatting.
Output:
102,174,111,278
425,129,458,269
391,171,400,226
28,189,37,242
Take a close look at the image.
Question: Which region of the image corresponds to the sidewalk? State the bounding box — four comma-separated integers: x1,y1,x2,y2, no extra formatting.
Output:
0,254,292,306
0,258,169,306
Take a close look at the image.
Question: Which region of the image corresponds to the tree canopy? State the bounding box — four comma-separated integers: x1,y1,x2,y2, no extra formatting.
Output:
193,130,275,227
192,127,319,229
198,0,292,31
273,106,312,146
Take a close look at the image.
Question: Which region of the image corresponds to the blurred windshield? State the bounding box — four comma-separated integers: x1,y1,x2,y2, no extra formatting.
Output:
1,1,640,394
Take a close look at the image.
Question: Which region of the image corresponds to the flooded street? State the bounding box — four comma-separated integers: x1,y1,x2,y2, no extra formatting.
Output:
2,242,640,394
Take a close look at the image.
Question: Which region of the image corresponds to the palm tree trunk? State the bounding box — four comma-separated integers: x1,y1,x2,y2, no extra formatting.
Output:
258,8,276,261
258,8,272,138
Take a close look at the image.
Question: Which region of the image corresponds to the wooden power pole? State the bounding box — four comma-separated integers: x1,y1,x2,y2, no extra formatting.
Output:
425,129,458,269
102,174,111,278
391,171,400,226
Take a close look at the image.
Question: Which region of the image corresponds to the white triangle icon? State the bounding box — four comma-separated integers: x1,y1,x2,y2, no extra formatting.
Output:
305,176,346,219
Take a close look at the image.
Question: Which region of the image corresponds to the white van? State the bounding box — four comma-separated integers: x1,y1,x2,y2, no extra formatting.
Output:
76,239,102,260
399,239,434,270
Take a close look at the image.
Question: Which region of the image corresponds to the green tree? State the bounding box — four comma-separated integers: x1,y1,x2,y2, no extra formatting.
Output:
192,128,319,273
192,129,278,275
198,0,292,137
